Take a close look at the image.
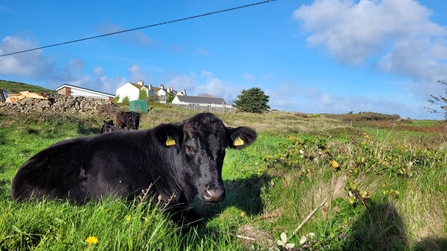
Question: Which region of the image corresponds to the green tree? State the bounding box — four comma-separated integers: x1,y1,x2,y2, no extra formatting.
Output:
233,87,270,113
139,89,148,100
166,92,175,103
425,80,447,121
113,94,120,104
122,96,130,106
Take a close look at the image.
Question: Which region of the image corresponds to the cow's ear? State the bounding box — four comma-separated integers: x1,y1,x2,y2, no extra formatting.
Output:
154,124,183,147
227,126,257,149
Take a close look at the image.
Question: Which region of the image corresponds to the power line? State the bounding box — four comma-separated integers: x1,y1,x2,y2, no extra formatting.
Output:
0,0,275,58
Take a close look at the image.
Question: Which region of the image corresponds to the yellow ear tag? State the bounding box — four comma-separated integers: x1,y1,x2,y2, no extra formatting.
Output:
233,136,244,146
166,136,176,146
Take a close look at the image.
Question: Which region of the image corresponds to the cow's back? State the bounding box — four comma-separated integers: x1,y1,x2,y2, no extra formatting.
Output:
12,138,90,201
11,131,164,202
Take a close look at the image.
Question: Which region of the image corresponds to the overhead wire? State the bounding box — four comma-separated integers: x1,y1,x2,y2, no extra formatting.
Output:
0,0,275,58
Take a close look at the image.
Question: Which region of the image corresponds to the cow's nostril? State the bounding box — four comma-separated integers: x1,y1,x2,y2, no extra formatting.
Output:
203,186,225,203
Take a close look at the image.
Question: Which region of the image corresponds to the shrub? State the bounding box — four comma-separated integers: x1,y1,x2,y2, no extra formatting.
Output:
122,96,130,106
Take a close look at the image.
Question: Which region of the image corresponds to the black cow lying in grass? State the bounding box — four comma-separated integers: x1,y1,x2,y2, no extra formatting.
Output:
11,113,257,222
116,111,140,130
100,120,125,134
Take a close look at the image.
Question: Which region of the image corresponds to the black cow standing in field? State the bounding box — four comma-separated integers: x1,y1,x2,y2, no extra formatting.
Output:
116,111,140,130
100,120,125,134
11,113,257,221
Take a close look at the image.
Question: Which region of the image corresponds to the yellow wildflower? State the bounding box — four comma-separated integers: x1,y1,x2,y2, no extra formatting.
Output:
363,132,370,139
331,159,339,169
85,236,99,245
360,190,370,199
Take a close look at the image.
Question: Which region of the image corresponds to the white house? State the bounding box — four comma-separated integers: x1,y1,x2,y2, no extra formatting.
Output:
172,96,234,109
56,84,115,102
116,80,186,103
171,96,236,112
148,84,186,97
116,80,148,102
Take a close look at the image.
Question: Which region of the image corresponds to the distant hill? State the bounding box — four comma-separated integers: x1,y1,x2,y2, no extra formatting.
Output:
0,79,53,94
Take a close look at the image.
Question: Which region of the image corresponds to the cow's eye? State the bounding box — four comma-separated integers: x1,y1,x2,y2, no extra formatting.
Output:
186,146,195,156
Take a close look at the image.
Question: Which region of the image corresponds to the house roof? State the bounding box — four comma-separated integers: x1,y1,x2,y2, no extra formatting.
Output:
176,96,228,105
130,84,147,89
56,84,115,97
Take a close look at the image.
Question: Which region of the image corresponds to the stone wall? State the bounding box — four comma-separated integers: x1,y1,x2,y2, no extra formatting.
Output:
0,93,122,116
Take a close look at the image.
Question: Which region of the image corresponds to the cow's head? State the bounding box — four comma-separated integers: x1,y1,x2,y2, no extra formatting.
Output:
155,113,257,204
127,112,141,130
100,120,114,134
132,113,141,130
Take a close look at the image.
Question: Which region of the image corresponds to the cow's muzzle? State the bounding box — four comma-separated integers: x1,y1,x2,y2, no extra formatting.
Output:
202,185,225,203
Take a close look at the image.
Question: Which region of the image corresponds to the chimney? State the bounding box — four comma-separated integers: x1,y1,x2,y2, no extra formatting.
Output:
65,87,71,96
138,80,144,86
184,89,187,96
160,84,164,90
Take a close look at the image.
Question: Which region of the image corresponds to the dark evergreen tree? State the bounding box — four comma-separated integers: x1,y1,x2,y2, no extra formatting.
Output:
425,80,447,121
233,87,270,113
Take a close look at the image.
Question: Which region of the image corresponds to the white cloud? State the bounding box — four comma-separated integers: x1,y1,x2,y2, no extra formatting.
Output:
162,70,242,103
274,91,430,118
64,59,85,75
267,83,325,113
93,67,103,76
265,81,436,119
293,0,447,114
377,39,447,82
47,59,91,87
166,73,197,91
133,32,154,46
91,67,127,94
201,70,213,80
374,39,447,101
267,82,319,102
128,63,150,83
96,75,126,94
243,73,254,82
261,73,274,81
196,48,211,56
0,35,53,77
293,0,447,66
64,76,90,87
194,77,238,103
195,78,225,94
0,35,93,88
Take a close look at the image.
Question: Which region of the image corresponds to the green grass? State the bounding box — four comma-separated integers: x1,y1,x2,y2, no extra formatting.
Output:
1,108,447,250
409,120,441,126
0,79,53,94
0,198,179,250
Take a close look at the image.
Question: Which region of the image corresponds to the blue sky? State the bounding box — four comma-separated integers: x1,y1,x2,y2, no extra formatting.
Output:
1,0,446,119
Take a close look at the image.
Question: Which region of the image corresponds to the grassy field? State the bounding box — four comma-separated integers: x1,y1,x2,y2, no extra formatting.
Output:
0,107,446,250
0,80,53,94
